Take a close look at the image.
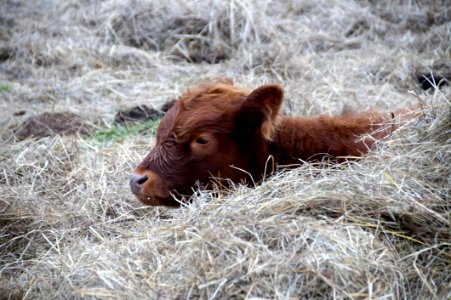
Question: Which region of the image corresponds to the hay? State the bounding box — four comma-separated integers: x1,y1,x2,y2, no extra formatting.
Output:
0,0,450,299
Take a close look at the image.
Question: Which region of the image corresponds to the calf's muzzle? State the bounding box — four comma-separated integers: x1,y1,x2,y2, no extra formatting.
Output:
130,168,179,206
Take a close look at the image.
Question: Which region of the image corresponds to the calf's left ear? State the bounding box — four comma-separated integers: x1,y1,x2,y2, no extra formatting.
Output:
235,84,284,141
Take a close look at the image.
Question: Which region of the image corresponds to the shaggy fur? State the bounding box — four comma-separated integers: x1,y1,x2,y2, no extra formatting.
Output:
131,80,396,206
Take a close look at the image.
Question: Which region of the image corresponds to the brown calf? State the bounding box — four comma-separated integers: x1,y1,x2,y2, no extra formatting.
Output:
131,79,397,206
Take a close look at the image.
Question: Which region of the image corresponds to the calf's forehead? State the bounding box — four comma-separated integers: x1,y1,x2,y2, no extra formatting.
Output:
156,84,249,141
180,84,249,119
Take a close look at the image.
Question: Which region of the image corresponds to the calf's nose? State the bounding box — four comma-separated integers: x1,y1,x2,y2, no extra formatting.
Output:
129,169,175,206
130,174,149,194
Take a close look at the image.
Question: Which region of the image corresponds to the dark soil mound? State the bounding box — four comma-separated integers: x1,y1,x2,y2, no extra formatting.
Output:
160,99,177,113
14,112,92,139
416,61,451,90
114,105,163,125
106,13,230,63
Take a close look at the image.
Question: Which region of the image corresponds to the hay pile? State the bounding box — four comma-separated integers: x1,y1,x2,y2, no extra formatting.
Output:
0,0,450,299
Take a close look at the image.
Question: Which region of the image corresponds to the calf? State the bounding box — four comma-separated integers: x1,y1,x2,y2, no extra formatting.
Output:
131,79,397,206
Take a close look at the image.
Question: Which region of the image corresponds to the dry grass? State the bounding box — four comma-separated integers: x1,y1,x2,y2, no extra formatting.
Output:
0,0,450,299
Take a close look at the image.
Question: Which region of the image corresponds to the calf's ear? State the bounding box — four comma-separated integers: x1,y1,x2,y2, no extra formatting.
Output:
235,84,284,141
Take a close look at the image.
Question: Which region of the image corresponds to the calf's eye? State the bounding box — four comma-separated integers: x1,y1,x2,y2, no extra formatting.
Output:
195,137,209,145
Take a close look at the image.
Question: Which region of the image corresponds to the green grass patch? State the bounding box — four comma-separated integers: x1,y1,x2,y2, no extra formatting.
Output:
92,119,159,143
0,83,12,93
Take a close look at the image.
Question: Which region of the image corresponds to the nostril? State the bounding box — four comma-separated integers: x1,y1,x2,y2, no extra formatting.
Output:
136,175,148,185
130,175,149,194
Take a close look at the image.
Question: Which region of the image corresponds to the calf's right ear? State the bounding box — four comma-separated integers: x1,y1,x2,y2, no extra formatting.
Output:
234,84,284,141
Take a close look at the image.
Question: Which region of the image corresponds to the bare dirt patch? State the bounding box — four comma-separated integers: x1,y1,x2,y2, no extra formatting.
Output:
114,105,162,125
415,60,451,90
105,10,230,63
13,112,92,140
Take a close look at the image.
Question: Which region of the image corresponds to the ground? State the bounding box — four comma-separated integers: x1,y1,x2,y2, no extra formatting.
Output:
0,0,450,299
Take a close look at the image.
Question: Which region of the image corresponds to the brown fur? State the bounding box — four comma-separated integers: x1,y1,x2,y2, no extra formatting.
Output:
131,80,397,206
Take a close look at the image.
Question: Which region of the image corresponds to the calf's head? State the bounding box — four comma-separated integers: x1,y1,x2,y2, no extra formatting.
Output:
130,80,284,206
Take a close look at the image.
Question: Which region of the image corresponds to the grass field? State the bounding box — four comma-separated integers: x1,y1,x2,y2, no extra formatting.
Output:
0,0,450,299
